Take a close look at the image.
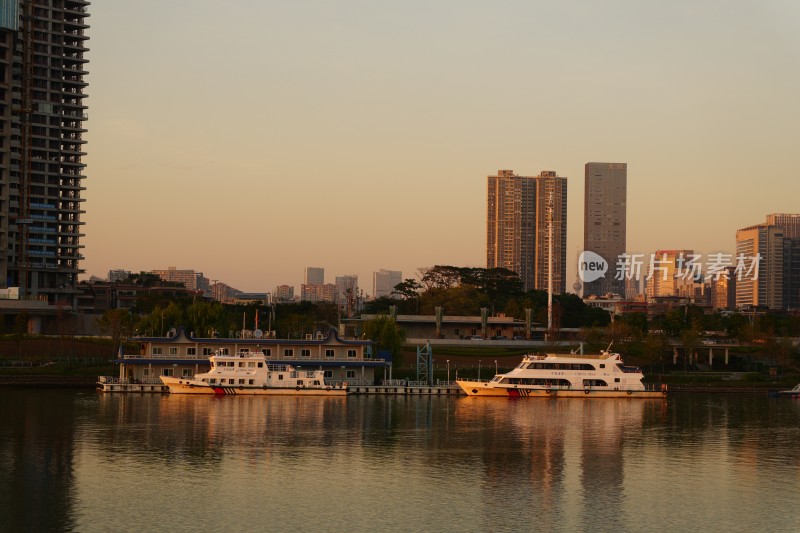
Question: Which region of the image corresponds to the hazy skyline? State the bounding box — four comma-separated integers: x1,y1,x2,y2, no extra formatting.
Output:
81,1,800,292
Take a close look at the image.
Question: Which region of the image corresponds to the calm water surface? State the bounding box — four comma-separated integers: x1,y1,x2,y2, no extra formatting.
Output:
1,389,799,532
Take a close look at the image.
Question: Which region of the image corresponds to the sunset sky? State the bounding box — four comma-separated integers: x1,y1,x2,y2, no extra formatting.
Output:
81,1,800,293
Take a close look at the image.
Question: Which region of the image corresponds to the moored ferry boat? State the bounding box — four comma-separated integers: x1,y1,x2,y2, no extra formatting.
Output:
160,350,348,396
456,345,666,398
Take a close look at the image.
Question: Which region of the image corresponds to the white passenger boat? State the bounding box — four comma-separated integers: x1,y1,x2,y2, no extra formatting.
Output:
160,350,348,396
776,384,800,397
455,345,667,398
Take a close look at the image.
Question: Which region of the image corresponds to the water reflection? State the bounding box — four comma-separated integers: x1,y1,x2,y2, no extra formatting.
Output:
2,390,800,532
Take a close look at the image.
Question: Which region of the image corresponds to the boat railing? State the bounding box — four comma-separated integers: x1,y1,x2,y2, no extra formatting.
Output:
97,376,165,385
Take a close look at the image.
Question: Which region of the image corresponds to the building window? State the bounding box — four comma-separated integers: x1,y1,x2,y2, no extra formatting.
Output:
202,348,214,356
301,349,311,357
325,349,335,358
152,347,163,356
346,370,355,378
169,347,178,356
161,368,173,377
182,369,191,377
219,348,229,355
347,349,356,358
284,349,293,357
187,348,196,356
262,349,271,356
324,370,333,378
454,328,460,336
143,368,150,377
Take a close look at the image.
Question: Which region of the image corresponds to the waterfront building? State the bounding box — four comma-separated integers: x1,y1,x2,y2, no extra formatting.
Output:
735,224,784,310
486,169,567,293
0,1,90,306
304,267,324,285
116,328,381,385
373,269,402,298
583,163,627,297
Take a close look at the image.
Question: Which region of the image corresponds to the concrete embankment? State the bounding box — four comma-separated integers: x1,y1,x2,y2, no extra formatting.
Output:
0,375,97,388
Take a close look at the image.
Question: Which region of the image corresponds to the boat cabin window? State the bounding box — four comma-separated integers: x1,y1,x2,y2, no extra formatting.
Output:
277,374,284,380
257,362,263,368
599,364,605,368
249,379,254,385
614,378,620,383
209,379,216,384
314,380,321,386
248,362,255,368
228,379,235,384
238,362,244,368
239,379,245,385
227,361,235,367
297,380,304,386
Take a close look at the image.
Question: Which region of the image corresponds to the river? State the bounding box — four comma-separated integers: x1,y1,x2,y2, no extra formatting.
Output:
1,389,798,532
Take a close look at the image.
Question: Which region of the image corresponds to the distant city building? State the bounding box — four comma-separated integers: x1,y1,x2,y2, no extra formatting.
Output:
710,266,736,310
1,2,90,306
151,267,207,291
766,213,800,240
735,224,784,310
765,213,800,310
486,169,567,293
108,270,132,283
301,283,337,303
584,163,627,297
304,267,324,285
645,250,701,300
274,285,294,302
373,269,402,299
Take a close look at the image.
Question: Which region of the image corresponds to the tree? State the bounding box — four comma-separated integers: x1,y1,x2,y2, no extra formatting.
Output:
97,309,136,356
363,315,406,365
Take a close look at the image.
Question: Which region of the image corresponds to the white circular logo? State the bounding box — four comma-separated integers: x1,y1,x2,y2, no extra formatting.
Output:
578,251,608,283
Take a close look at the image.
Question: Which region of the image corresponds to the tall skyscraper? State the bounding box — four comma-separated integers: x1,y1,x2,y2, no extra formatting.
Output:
735,224,784,310
487,170,536,291
584,162,627,297
534,171,568,295
304,267,324,285
373,269,401,299
0,1,89,306
765,213,800,310
486,169,567,293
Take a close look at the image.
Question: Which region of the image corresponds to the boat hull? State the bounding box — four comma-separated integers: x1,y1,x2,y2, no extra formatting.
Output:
456,380,667,399
160,376,348,396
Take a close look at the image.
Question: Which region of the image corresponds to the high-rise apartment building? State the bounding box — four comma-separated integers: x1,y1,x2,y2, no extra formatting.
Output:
273,284,294,302
584,163,626,296
304,267,324,285
0,1,89,306
735,224,784,310
373,269,401,299
534,171,568,295
486,170,567,293
766,213,800,240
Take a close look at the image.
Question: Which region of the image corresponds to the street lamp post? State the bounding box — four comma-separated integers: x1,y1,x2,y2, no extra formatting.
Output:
447,360,450,383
